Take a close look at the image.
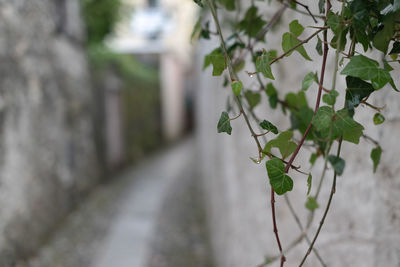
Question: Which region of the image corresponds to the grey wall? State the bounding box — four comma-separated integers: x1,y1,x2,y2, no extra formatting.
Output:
0,1,99,265
195,3,400,267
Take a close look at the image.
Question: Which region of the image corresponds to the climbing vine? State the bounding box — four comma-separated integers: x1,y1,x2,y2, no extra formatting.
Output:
192,0,399,266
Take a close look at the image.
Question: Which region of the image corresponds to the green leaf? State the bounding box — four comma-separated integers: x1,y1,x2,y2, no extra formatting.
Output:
328,155,345,175
322,90,339,105
340,55,379,80
289,20,304,37
316,36,323,56
217,111,232,135
216,0,235,10
373,113,385,125
371,69,391,89
260,120,278,134
193,0,203,7
371,146,382,173
345,76,375,112
309,153,318,166
231,81,243,96
282,32,312,61
256,51,274,79
301,72,318,91
245,91,261,109
312,106,364,144
305,196,319,211
312,106,334,132
203,49,226,76
389,41,400,54
372,14,394,54
318,0,325,13
307,173,312,195
327,11,341,34
238,6,267,38
266,158,293,195
264,130,297,159
265,83,278,109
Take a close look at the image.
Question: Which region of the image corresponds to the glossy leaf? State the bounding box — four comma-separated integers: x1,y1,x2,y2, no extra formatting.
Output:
340,55,380,81
373,113,385,125
217,111,232,135
260,120,278,134
345,76,374,112
266,158,293,195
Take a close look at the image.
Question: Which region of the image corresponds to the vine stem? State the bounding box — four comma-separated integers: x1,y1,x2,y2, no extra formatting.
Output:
205,1,287,265
298,138,343,267
283,1,331,174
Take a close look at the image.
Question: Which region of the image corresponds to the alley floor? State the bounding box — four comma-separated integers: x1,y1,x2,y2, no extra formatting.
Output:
24,137,214,267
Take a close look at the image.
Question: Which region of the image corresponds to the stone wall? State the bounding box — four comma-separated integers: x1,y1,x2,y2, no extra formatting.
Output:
195,2,400,267
0,0,99,265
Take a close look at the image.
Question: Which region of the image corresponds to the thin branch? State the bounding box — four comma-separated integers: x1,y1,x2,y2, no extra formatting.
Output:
292,0,318,23
229,111,242,120
299,138,343,267
270,29,325,65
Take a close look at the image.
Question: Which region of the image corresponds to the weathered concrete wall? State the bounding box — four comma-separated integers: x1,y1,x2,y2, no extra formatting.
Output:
195,2,400,267
0,0,99,265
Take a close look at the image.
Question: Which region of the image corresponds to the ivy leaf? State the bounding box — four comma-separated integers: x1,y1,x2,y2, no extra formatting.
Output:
328,155,345,175
307,173,312,195
373,113,385,125
305,196,319,211
203,49,226,76
266,158,294,195
238,6,267,38
309,153,318,166
322,90,339,105
216,0,235,10
193,0,203,7
289,20,304,37
260,120,278,134
312,106,364,144
245,91,261,109
217,111,232,135
318,0,325,13
301,72,318,91
372,14,394,54
345,76,375,112
282,32,312,61
340,55,379,81
312,106,334,132
371,146,382,173
264,130,297,159
256,51,274,79
231,81,243,96
327,11,341,34
389,41,400,54
371,69,391,89
316,36,323,55
265,83,278,109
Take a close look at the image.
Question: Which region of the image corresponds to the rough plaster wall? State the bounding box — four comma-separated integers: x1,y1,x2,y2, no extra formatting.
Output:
0,0,99,265
195,2,400,267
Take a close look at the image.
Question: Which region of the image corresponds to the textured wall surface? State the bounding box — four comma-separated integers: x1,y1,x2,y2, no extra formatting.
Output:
0,0,99,265
195,3,400,267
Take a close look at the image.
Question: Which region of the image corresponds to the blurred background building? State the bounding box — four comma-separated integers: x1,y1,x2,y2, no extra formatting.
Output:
0,0,399,267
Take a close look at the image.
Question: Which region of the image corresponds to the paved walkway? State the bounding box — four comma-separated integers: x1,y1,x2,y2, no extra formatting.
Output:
26,137,213,267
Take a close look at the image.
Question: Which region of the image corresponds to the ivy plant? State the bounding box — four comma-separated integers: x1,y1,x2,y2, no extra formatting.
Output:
192,0,398,266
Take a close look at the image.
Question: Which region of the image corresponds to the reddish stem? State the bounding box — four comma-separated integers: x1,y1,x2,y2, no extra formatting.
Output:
271,189,286,267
